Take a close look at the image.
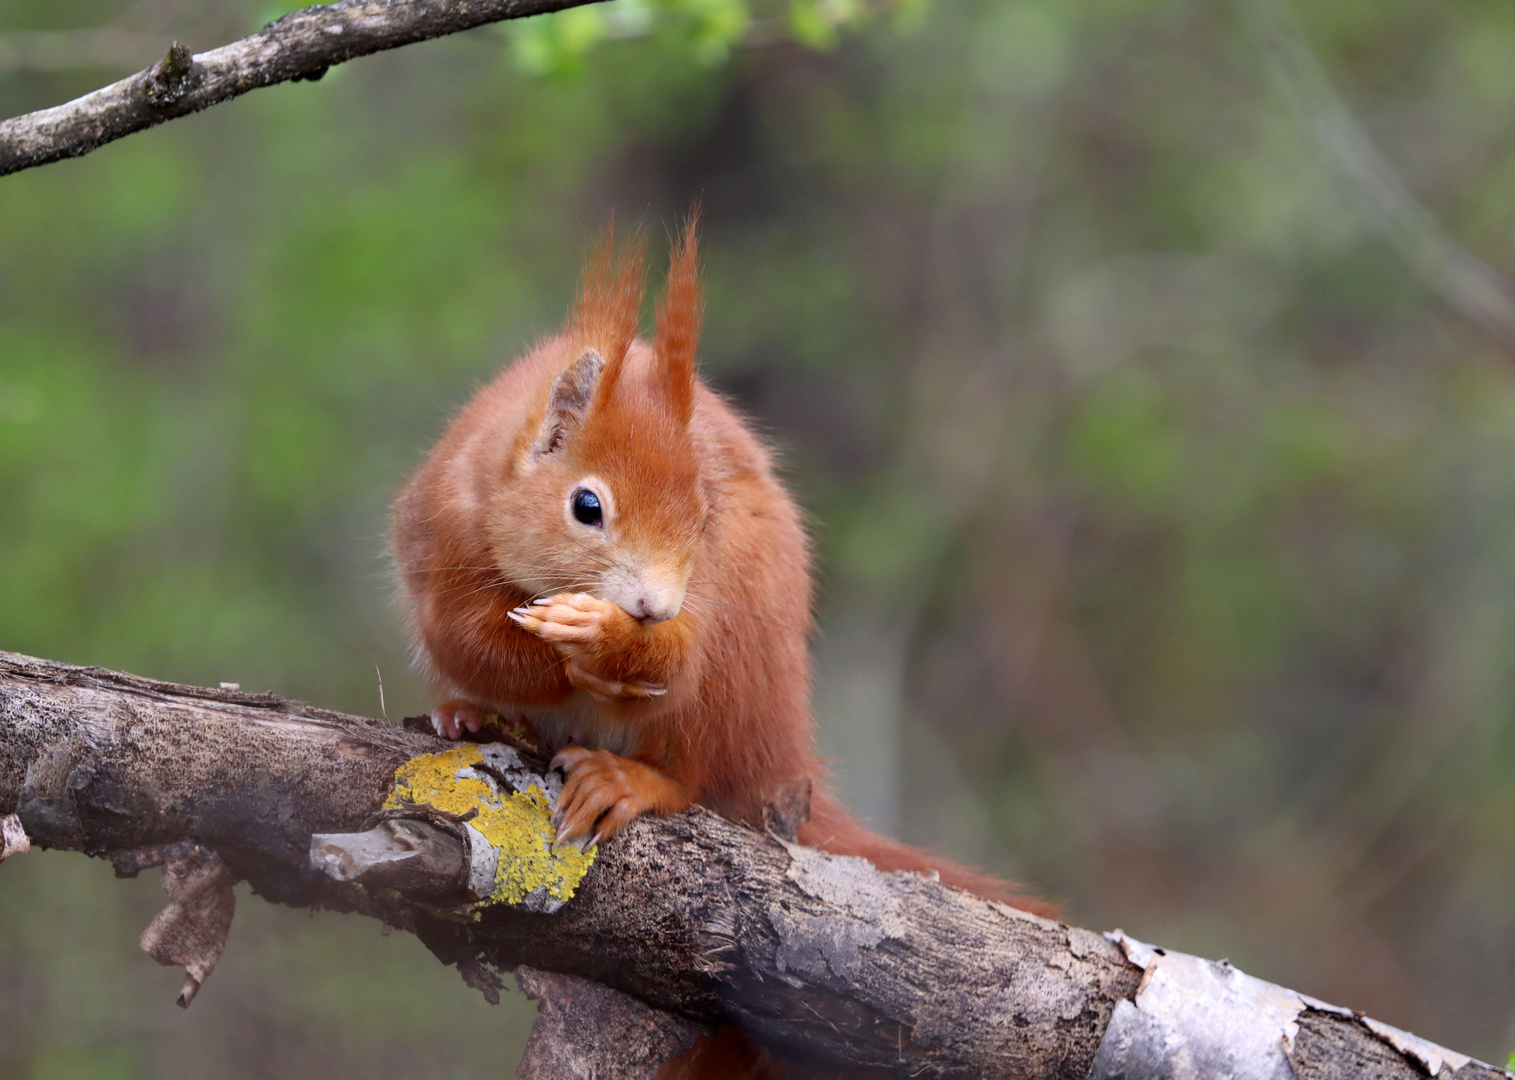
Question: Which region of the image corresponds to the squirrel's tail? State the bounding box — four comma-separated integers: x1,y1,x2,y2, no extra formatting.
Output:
795,787,1058,917
656,1025,775,1080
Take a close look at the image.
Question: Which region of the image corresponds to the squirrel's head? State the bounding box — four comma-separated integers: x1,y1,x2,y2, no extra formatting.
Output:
490,218,706,625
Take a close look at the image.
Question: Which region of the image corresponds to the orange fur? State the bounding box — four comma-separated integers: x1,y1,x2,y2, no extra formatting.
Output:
391,219,1052,1079
571,220,646,391
653,210,702,426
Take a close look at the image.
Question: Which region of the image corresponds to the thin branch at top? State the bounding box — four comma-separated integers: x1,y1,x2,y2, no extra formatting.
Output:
1234,0,1515,353
0,0,608,178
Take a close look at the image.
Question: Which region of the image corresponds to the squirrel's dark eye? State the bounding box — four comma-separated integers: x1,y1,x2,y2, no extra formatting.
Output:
571,488,603,527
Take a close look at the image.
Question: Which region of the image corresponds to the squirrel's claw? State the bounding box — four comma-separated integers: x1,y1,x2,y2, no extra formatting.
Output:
549,747,670,848
512,595,670,701
430,700,486,740
509,593,610,645
565,659,665,702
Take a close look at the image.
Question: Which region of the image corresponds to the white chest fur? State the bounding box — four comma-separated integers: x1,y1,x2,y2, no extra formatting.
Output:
521,694,640,758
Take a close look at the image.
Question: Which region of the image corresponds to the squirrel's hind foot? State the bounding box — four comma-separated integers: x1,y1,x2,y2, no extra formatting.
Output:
430,700,486,740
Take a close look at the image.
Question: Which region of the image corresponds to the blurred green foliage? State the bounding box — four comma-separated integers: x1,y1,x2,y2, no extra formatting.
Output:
5,0,1515,1073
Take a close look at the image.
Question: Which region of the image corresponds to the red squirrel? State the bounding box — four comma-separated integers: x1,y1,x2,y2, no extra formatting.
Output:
390,217,1049,912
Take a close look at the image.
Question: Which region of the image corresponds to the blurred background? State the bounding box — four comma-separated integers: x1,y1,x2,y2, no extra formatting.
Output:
6,0,1515,1073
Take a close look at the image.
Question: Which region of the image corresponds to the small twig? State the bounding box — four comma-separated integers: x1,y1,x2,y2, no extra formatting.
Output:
1235,0,1515,353
374,662,388,721
0,0,610,178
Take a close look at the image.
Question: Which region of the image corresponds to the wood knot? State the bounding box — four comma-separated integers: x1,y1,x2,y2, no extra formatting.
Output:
141,41,197,107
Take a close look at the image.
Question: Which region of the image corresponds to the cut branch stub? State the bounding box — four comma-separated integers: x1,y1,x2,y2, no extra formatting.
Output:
139,41,198,107
310,816,470,901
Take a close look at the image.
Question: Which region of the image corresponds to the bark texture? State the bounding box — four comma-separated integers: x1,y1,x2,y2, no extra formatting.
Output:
1289,1012,1504,1080
0,0,605,177
0,650,1504,1079
516,967,703,1079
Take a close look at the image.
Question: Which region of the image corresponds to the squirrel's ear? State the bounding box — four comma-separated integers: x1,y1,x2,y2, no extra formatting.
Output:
530,349,604,459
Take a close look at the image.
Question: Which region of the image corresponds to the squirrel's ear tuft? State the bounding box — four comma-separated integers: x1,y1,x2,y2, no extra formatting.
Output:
531,349,604,459
654,210,702,427
568,220,646,401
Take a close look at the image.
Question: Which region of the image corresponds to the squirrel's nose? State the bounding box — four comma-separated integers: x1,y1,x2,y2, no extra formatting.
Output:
631,590,682,625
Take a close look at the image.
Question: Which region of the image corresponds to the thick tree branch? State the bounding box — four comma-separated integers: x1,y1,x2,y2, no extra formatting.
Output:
0,0,608,178
0,649,1504,1078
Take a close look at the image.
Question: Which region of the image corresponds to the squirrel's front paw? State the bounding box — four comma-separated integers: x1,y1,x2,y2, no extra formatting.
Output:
510,593,667,701
508,593,625,649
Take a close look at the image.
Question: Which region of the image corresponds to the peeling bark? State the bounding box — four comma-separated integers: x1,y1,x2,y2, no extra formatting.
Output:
0,650,1505,1079
0,0,609,178
1091,932,1504,1080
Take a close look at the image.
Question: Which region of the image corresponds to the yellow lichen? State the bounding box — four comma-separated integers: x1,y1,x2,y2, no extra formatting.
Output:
383,744,595,907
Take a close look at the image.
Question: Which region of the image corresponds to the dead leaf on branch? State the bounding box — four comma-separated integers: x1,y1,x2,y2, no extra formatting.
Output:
0,813,29,861
129,841,237,1008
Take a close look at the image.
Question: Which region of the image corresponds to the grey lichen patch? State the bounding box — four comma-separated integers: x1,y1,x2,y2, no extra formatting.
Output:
1067,926,1107,960
769,843,909,986
769,902,889,983
1089,932,1505,1080
1087,943,1308,1080
476,743,565,803
782,841,909,928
